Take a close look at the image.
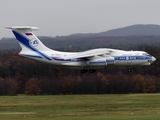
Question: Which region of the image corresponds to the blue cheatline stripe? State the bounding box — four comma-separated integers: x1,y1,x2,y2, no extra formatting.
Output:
128,56,152,60
89,62,106,64
20,54,43,59
114,56,152,61
12,30,52,60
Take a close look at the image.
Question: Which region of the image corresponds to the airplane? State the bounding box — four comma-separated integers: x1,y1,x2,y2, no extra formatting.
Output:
6,26,156,73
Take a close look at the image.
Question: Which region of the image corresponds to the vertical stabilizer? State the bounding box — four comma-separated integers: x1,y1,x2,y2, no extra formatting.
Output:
6,26,52,60
6,26,50,51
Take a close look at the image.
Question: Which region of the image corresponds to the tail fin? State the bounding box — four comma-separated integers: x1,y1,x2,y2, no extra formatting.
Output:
6,26,52,60
6,26,50,51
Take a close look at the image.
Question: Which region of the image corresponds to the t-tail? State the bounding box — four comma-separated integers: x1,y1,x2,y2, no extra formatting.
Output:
6,26,53,61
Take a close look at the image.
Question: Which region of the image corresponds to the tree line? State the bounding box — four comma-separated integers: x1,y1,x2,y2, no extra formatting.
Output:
0,45,159,95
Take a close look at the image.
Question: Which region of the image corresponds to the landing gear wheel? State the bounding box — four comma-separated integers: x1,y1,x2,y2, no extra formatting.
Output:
89,69,96,73
127,68,132,72
81,69,88,74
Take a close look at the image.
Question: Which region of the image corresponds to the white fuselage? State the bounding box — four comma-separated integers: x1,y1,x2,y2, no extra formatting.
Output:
19,48,156,69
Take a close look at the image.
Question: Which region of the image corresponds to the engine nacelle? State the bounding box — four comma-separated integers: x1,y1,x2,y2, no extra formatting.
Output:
86,58,107,66
86,56,115,66
106,56,115,64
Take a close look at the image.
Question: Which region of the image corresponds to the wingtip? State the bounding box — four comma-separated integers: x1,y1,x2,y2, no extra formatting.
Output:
5,26,12,29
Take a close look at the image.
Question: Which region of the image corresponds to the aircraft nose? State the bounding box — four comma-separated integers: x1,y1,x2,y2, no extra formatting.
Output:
152,56,156,62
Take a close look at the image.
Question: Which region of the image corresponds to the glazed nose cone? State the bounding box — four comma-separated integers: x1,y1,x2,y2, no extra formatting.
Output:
152,56,156,62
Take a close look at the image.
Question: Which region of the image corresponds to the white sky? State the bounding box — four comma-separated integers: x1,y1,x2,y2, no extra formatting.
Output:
1,0,160,38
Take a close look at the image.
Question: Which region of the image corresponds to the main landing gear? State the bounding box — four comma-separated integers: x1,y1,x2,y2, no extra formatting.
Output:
81,69,96,74
81,69,88,74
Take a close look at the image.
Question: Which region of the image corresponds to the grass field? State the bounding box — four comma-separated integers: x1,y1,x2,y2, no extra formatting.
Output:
0,94,160,120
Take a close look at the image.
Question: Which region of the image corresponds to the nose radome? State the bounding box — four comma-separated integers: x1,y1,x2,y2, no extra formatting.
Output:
152,56,156,62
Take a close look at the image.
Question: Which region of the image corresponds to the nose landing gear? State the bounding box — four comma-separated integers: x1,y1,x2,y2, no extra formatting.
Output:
127,68,132,72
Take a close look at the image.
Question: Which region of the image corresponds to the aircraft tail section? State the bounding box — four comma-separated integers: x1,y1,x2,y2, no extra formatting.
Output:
6,26,50,51
6,26,52,60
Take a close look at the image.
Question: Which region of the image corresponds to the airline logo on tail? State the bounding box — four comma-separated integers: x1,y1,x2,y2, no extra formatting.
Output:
30,39,39,47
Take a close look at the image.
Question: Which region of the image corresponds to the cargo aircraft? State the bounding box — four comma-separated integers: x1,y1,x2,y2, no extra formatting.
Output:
6,26,156,73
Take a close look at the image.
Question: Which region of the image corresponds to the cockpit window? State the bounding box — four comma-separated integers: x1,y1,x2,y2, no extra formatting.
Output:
142,53,151,56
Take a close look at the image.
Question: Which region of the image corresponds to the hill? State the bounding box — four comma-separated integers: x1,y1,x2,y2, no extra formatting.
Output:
98,24,160,36
71,24,160,37
1,24,160,51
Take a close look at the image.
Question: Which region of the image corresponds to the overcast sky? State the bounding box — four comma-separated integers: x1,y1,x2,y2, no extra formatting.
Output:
1,0,160,38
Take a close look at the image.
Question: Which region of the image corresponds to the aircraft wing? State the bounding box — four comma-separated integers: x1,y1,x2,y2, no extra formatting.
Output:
64,49,110,59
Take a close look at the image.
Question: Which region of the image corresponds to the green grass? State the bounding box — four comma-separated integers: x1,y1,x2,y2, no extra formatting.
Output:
0,94,160,120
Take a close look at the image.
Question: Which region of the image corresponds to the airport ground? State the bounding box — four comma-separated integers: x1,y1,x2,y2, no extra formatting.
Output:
0,94,160,120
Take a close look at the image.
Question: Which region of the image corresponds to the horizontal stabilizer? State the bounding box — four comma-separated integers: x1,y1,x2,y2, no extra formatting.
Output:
6,26,38,30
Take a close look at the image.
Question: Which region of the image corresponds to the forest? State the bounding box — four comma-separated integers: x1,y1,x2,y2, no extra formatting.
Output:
0,45,159,95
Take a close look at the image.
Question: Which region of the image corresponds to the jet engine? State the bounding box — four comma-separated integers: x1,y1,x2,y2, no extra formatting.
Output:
86,56,115,66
